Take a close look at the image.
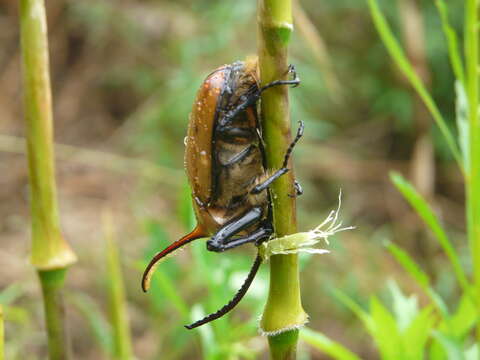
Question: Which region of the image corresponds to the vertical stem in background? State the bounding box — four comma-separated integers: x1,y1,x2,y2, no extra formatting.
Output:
397,0,436,272
0,305,4,360
465,0,480,341
257,0,308,358
103,211,134,360
19,0,77,358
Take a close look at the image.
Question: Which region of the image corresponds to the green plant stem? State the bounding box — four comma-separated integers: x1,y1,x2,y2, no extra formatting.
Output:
19,0,76,358
39,270,71,360
103,211,134,360
257,0,307,358
464,0,480,342
0,305,4,360
268,330,299,359
20,0,76,270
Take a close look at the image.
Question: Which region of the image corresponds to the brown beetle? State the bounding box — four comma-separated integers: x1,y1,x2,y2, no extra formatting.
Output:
142,57,303,329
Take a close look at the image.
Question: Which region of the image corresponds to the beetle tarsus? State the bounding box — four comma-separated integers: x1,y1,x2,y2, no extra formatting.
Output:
282,120,305,168
288,180,304,198
259,64,300,92
250,121,304,195
184,255,262,329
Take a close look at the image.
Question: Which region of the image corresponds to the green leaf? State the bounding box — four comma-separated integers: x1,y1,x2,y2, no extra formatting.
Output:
333,290,372,329
465,344,479,360
367,0,462,167
369,296,402,359
300,328,361,360
69,293,114,355
455,82,470,173
385,241,430,289
190,304,217,360
386,241,450,317
434,0,465,84
390,172,469,293
449,293,478,338
388,280,419,332
403,306,435,360
0,284,24,306
432,332,465,360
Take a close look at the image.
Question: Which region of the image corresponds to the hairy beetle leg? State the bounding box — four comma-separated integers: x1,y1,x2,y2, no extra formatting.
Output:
185,255,262,329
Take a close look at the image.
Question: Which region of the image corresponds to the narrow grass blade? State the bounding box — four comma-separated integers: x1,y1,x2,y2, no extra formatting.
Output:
386,242,449,316
332,290,372,329
456,82,470,173
432,331,465,360
300,328,361,360
0,305,4,360
367,0,462,168
434,0,465,84
390,172,469,292
69,294,114,356
191,305,217,360
103,211,134,360
386,241,430,288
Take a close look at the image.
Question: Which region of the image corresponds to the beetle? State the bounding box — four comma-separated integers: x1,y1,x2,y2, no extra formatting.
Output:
142,57,303,329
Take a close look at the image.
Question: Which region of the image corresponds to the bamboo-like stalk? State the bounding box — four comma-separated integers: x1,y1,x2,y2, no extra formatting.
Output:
103,210,134,360
257,0,307,358
19,0,77,358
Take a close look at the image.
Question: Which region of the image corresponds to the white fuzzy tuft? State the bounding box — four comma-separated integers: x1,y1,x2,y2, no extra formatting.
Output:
258,317,310,337
259,190,355,260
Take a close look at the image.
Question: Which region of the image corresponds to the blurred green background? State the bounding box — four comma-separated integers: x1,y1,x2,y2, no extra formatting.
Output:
0,0,466,358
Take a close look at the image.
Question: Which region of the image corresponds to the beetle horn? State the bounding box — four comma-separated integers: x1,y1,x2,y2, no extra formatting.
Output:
142,225,206,292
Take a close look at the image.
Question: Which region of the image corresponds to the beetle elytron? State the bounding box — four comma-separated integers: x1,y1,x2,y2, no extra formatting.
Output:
142,57,303,329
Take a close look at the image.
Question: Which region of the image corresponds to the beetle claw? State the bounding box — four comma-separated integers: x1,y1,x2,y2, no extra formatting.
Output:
288,180,303,198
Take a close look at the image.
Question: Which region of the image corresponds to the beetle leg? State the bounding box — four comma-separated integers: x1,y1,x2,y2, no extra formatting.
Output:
215,226,273,251
259,64,300,91
250,121,304,195
219,65,300,128
288,180,304,198
206,207,268,252
185,254,262,329
222,144,255,167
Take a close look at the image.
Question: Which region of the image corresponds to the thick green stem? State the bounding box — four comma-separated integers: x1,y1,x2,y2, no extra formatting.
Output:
20,0,76,270
257,0,307,358
19,0,76,358
268,330,299,360
39,270,71,360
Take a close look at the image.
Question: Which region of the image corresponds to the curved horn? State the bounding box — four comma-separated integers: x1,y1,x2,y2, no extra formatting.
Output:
142,225,206,292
